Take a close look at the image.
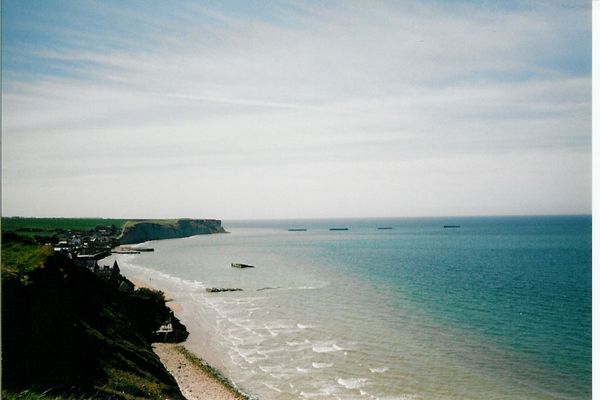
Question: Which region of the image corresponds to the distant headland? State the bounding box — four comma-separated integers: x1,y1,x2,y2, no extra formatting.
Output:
119,218,226,244
1,217,227,247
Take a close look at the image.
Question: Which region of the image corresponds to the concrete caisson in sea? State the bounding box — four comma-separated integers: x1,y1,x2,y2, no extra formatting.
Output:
231,263,255,268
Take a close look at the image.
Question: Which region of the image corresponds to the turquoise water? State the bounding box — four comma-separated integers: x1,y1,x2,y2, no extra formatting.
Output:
114,215,591,399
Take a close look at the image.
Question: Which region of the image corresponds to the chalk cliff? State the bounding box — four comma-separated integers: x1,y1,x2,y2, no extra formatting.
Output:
119,219,226,245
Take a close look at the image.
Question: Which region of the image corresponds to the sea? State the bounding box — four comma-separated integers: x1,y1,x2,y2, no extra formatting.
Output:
106,215,591,400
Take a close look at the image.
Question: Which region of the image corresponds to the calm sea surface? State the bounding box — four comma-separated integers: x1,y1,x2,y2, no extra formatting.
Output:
111,215,591,399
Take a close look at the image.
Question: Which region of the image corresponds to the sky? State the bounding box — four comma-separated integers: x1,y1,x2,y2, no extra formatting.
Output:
1,0,592,220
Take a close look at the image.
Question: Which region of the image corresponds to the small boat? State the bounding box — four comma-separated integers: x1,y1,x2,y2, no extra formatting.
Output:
231,263,255,268
443,225,460,228
329,228,349,231
377,227,393,230
288,228,307,231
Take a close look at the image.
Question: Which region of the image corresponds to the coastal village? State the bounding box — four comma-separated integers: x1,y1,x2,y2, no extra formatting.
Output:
49,224,187,342
2,218,237,400
51,224,135,292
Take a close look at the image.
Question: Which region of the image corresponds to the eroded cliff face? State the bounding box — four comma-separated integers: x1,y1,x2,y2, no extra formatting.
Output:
119,219,226,244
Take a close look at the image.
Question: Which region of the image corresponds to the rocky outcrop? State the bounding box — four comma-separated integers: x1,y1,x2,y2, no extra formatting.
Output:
119,219,226,245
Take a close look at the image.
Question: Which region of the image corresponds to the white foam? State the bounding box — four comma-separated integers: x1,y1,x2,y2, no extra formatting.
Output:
259,365,283,373
369,367,389,374
119,260,206,291
312,345,337,353
270,372,295,380
264,321,297,337
263,382,283,393
229,318,251,327
312,362,333,369
297,323,315,329
337,377,368,389
257,346,286,355
287,338,311,345
296,366,310,373
312,341,343,353
233,347,268,364
265,328,279,337
300,392,326,399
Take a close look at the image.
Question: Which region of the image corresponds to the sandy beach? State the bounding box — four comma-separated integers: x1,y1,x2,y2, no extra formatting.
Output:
120,272,239,398
153,343,245,400
125,274,245,399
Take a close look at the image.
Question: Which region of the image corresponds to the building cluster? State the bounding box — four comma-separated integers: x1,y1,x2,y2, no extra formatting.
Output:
53,228,134,292
52,225,118,256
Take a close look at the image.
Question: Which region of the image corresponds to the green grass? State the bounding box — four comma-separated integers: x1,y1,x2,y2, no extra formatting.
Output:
1,239,53,278
1,390,74,399
99,368,178,400
2,217,128,233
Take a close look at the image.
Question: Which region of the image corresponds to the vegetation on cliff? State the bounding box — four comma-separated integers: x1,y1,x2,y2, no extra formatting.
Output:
1,218,126,243
1,233,186,399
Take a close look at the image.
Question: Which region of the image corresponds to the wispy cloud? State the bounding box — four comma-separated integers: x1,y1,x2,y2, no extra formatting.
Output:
1,0,591,218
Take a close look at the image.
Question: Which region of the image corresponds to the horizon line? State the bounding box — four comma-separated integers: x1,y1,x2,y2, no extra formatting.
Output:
1,213,592,221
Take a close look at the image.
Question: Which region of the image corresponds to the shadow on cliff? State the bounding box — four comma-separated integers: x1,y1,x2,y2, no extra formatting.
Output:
2,236,187,399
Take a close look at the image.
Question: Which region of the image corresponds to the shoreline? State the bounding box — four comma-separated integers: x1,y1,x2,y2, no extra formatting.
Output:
153,343,250,400
123,270,250,400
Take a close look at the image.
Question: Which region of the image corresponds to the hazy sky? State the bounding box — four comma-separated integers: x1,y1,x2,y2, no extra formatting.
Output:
2,0,591,219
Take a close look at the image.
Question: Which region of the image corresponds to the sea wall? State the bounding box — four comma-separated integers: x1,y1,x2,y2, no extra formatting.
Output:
119,219,226,244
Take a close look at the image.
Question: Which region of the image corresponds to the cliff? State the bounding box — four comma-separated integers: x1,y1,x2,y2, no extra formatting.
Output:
1,234,187,399
119,219,226,245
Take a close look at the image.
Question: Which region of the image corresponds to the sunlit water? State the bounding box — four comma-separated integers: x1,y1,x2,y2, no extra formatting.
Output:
105,216,591,400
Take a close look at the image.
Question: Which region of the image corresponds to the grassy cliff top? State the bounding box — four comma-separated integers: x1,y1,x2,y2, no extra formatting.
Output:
2,217,128,232
1,218,211,235
1,218,128,242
